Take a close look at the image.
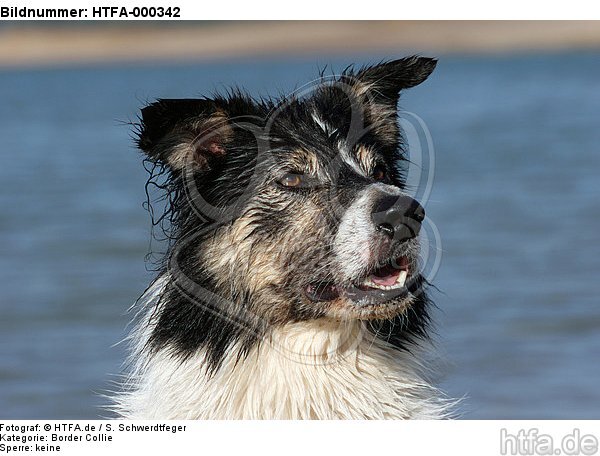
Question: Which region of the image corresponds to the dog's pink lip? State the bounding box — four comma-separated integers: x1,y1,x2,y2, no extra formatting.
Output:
305,256,411,302
358,256,409,290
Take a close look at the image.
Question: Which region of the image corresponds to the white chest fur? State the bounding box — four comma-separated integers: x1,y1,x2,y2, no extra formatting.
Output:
116,315,448,419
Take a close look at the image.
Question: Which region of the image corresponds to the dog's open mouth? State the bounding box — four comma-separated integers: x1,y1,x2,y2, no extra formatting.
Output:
304,256,411,304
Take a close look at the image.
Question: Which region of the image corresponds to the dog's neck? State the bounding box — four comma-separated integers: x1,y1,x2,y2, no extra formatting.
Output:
116,300,449,419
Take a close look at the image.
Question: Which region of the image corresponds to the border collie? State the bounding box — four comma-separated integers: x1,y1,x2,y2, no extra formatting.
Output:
114,56,452,419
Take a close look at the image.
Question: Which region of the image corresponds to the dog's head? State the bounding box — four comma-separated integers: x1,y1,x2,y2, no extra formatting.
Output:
138,57,436,345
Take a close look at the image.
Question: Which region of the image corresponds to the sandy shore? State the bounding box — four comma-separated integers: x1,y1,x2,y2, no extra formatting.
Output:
1,21,599,68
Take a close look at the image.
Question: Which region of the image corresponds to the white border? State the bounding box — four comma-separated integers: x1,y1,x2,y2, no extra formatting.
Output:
4,0,600,20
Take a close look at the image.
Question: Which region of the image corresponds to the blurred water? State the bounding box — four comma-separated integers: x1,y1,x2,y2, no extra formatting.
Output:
0,52,599,419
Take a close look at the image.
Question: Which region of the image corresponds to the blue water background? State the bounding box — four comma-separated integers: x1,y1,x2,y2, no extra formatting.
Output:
1,52,599,418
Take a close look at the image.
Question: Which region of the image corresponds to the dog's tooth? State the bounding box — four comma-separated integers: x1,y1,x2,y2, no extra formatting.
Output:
396,270,408,287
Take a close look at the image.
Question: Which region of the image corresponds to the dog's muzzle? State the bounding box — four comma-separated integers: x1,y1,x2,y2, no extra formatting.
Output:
331,183,424,286
303,184,425,305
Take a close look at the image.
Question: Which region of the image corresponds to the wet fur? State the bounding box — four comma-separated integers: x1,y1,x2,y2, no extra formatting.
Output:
113,56,453,419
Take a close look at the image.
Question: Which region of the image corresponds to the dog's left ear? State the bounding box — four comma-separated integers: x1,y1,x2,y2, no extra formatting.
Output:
353,56,437,104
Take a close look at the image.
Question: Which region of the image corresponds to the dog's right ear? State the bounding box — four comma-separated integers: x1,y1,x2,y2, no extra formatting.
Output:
137,98,233,171
351,56,437,105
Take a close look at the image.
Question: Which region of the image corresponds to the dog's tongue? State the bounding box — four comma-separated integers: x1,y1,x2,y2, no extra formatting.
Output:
369,264,400,287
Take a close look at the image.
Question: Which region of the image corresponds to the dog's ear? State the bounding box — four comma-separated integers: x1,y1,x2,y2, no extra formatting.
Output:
137,98,233,171
353,56,437,104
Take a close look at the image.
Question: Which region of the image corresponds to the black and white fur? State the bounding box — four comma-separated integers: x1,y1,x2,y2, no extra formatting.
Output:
113,56,452,419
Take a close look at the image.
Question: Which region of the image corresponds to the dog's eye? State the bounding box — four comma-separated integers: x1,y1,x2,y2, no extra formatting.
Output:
278,173,304,188
372,165,387,181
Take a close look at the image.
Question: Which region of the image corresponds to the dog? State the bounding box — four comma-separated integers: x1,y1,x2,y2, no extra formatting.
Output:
114,56,451,419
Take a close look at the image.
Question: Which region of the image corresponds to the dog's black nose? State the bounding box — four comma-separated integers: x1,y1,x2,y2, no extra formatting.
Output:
371,194,425,242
